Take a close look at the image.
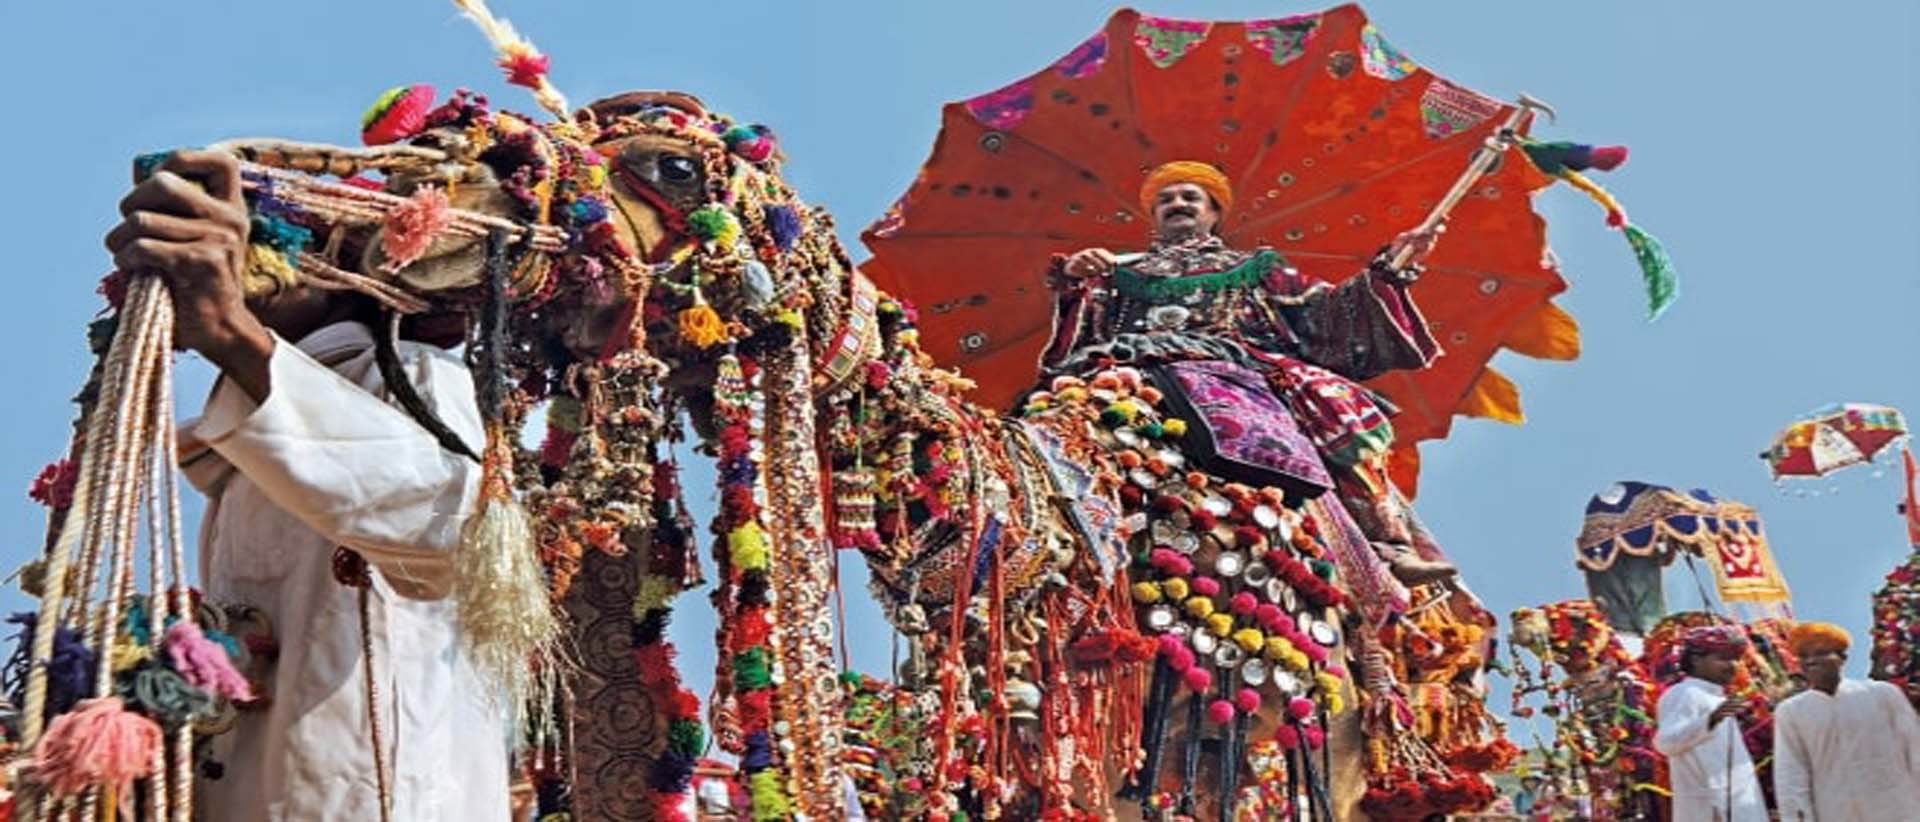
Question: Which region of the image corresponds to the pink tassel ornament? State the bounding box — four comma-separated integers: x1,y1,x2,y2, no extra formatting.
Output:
31,697,162,797
379,187,454,273
165,621,252,701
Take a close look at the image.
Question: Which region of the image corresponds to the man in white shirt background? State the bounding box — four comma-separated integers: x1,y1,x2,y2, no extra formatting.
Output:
1653,625,1769,822
1771,622,1920,821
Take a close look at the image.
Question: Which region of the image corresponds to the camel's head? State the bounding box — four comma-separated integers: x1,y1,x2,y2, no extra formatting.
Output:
582,92,890,429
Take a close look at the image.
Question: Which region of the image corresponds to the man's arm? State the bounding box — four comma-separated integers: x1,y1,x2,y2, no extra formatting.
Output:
1654,685,1718,758
1772,701,1814,820
194,337,483,597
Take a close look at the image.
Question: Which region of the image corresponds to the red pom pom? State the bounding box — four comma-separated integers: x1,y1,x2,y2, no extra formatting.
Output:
1182,667,1213,693
1151,495,1186,514
1191,577,1220,597
1234,688,1262,714
739,690,773,731
1588,145,1629,171
731,607,771,650
1255,604,1283,628
1207,700,1236,725
671,689,701,719
1287,696,1316,720
1605,209,1627,228
499,50,551,89
1304,726,1326,750
1230,592,1259,616
1168,645,1197,673
1191,510,1219,531
1274,725,1301,749
361,84,436,146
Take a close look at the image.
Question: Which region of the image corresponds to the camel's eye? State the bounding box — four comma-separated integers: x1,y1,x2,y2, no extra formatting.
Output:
658,155,698,183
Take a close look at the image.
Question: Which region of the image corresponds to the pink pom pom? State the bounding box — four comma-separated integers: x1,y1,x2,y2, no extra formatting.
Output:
1207,700,1236,725
1287,696,1316,720
1158,634,1186,658
1182,667,1213,693
1588,145,1629,171
1274,725,1301,750
1191,577,1221,597
31,697,161,797
380,186,454,273
360,84,436,146
1254,603,1282,628
1605,209,1626,228
1234,688,1262,714
1302,643,1329,665
1229,592,1258,616
164,621,252,700
1304,726,1326,750
1325,665,1348,679
1168,645,1197,673
1149,549,1193,577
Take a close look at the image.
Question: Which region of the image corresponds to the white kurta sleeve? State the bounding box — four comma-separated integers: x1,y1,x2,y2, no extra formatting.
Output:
1771,702,1814,821
194,334,482,597
1655,686,1716,757
1873,681,1920,777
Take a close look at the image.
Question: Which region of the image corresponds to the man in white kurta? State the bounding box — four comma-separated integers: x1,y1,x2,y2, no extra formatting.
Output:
107,150,508,820
1653,625,1769,822
1772,622,1920,821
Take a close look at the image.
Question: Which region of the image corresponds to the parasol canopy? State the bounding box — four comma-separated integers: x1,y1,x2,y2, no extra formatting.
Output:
1578,482,1788,633
1763,403,1909,480
862,4,1593,462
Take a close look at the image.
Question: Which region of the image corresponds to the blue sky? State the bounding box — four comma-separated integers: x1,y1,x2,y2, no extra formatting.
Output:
3,1,1916,735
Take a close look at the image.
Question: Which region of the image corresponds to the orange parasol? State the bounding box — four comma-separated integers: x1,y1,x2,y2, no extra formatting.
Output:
862,4,1590,490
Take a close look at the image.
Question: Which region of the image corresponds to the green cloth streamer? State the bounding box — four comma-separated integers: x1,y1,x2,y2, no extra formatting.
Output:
1622,224,1678,320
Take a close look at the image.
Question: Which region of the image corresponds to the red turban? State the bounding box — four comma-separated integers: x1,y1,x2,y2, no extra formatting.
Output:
1682,624,1749,657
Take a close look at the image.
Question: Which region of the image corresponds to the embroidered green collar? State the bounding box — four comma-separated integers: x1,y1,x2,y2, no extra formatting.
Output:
1112,249,1281,301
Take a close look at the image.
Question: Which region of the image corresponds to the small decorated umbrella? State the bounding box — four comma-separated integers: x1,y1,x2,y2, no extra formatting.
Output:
1577,482,1788,634
1763,403,1909,481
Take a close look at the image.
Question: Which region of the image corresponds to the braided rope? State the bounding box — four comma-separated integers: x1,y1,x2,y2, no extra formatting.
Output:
20,276,196,820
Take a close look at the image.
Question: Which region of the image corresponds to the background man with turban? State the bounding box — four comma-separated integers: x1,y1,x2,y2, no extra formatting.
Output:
1654,625,1770,821
1771,622,1920,820
1044,160,1453,591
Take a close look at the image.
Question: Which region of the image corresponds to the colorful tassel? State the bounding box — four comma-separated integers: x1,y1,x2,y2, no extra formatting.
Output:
685,205,742,248
30,697,161,797
677,291,729,349
243,243,301,296
379,186,454,274
163,621,252,701
723,124,779,164
454,448,563,711
1623,223,1678,320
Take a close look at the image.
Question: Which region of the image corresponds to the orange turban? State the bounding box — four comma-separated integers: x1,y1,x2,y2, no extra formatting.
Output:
1788,622,1851,657
1140,161,1234,216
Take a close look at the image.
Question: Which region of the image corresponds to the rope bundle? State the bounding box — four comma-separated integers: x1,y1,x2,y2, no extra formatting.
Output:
21,274,197,821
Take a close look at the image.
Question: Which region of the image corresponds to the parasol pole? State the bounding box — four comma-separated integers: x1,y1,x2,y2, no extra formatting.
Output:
1389,94,1558,269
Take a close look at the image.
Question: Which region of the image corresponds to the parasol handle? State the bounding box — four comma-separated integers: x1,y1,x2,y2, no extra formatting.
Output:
1390,93,1557,269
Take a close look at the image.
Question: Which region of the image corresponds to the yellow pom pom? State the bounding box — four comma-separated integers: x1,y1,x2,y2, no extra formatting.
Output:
729,523,771,570
1207,613,1235,637
1161,578,1190,600
1184,596,1215,619
1233,628,1266,653
1131,581,1163,604
1162,418,1188,437
678,299,729,349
